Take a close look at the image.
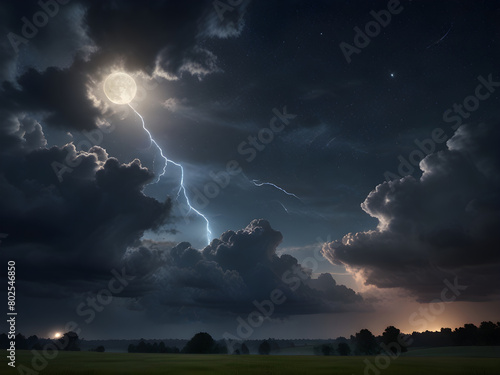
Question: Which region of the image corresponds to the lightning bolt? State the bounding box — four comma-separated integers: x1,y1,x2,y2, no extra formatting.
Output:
426,24,453,49
276,201,290,214
251,179,301,201
129,104,212,245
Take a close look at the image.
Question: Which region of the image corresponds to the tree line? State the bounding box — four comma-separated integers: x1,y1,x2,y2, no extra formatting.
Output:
128,332,228,354
316,321,500,356
2,320,499,355
0,331,80,351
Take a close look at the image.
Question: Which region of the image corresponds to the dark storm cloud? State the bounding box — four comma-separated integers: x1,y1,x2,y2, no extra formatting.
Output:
0,124,171,294
0,1,94,81
0,0,246,133
121,219,364,321
0,0,498,338
0,111,47,152
83,0,246,78
0,0,250,299
322,124,500,302
0,2,101,132
1,65,105,131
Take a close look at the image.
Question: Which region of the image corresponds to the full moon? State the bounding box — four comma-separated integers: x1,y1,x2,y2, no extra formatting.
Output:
103,72,137,105
54,332,62,338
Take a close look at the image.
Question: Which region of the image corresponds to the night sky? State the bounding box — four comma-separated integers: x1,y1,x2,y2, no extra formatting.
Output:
0,0,499,340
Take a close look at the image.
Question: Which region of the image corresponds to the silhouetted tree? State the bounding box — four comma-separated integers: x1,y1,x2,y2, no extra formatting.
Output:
58,331,80,351
129,341,179,354
241,343,250,355
321,344,335,356
183,332,217,354
453,324,478,346
354,329,378,355
159,341,166,353
337,342,351,356
411,330,442,347
136,339,148,353
0,333,8,349
382,326,408,353
15,334,28,350
213,340,228,354
268,339,280,353
258,340,271,355
438,328,454,347
479,321,498,345
27,335,40,350
314,343,335,356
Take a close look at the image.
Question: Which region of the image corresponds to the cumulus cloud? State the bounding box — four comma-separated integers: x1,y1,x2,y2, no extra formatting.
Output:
0,0,256,311
0,131,171,295
121,219,365,322
322,124,500,302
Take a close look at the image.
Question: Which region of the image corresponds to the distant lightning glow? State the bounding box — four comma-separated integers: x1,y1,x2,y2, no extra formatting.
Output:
251,179,301,201
128,104,212,245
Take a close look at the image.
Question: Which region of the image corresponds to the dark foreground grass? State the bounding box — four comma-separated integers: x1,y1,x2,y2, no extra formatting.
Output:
2,351,500,375
404,345,500,357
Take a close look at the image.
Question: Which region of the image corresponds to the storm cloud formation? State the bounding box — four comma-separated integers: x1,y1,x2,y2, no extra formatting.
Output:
0,0,247,133
0,107,171,296
322,124,500,302
1,0,499,338
0,110,362,317
0,0,250,297
122,219,364,321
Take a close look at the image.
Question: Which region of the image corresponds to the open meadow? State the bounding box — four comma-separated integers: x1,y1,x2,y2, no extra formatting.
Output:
2,349,500,375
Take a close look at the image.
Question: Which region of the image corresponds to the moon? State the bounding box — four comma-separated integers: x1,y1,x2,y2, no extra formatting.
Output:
54,332,62,338
103,72,137,105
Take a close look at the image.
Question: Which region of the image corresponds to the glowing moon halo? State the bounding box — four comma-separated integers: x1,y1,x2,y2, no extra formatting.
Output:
103,72,137,104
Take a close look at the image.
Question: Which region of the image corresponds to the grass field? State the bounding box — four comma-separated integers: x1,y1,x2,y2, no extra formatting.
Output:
404,345,500,357
2,350,500,375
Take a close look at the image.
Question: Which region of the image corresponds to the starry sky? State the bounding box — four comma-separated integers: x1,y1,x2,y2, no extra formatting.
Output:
0,0,499,340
